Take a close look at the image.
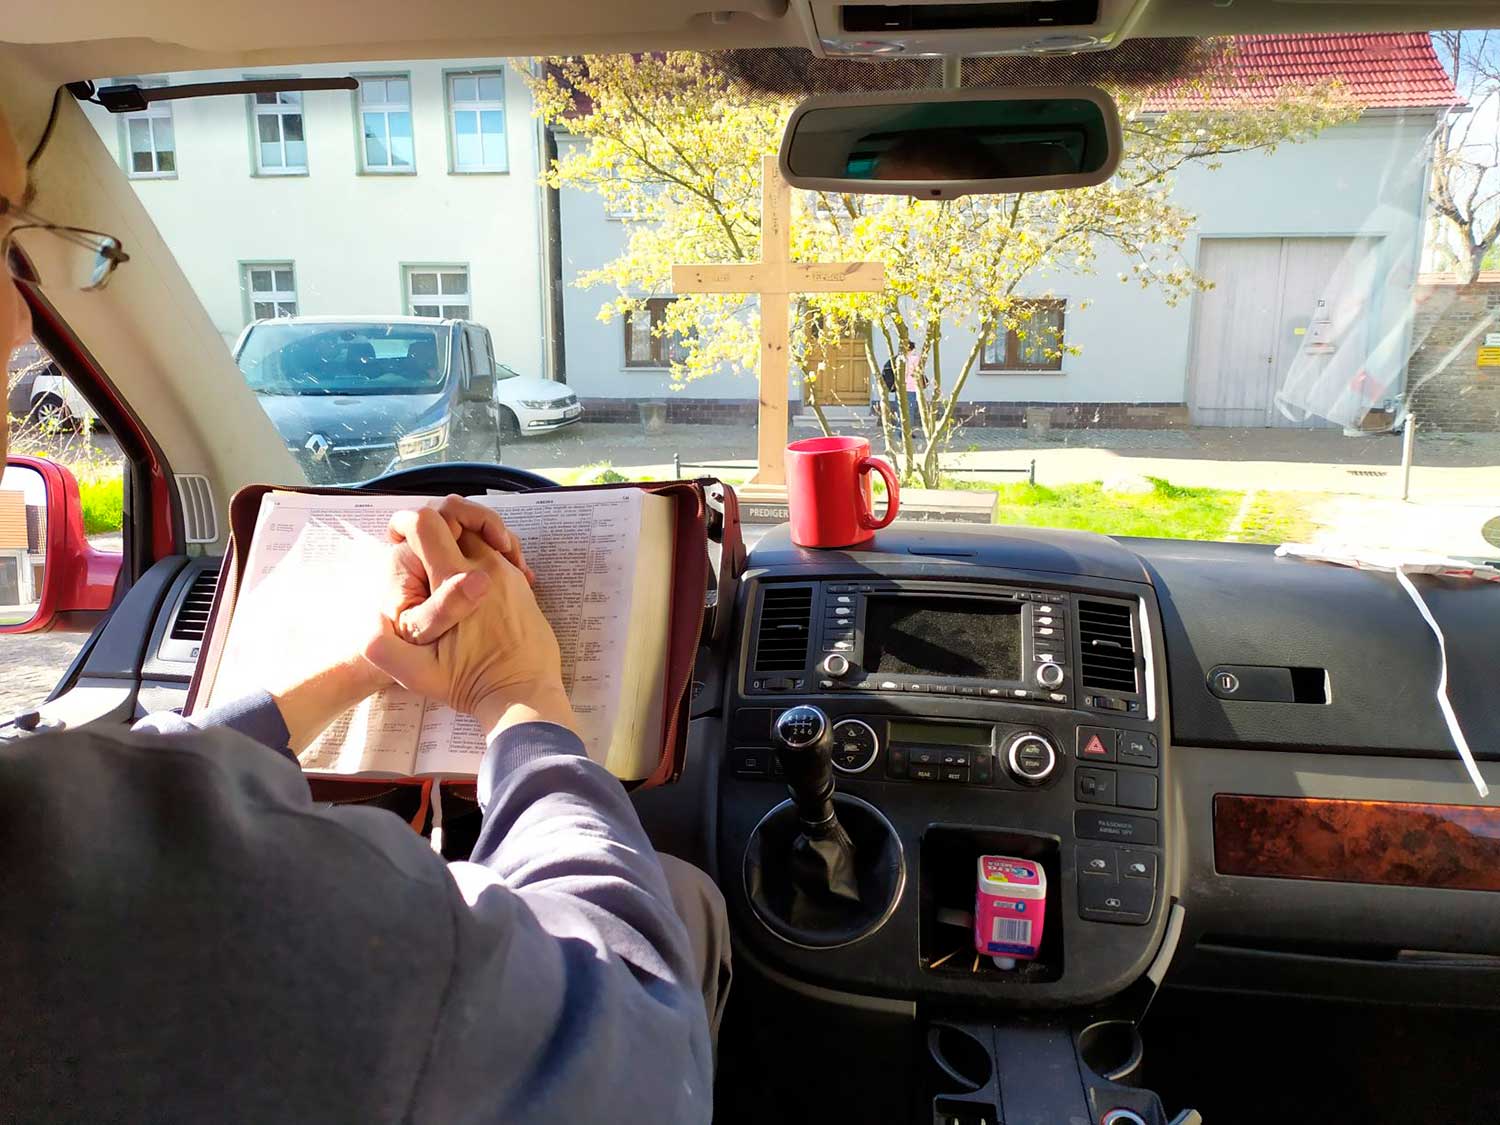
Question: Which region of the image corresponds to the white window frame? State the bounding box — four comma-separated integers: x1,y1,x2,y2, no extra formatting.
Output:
250,85,308,175
357,74,414,174
243,262,299,321
119,78,176,179
446,70,508,173
404,265,471,320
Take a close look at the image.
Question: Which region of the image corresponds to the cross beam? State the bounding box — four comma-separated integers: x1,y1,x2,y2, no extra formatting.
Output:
671,155,885,485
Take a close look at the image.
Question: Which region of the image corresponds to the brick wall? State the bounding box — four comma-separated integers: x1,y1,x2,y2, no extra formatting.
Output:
1407,276,1500,433
578,396,1189,428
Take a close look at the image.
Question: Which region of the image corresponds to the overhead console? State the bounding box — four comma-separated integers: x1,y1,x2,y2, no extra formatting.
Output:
793,0,1151,57
718,524,1174,1006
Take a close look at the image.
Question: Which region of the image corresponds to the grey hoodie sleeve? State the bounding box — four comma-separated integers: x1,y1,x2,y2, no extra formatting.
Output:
126,698,713,1122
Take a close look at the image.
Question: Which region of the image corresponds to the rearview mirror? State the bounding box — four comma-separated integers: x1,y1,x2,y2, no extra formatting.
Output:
779,86,1122,201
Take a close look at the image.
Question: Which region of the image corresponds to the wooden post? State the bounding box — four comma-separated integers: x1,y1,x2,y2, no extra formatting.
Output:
672,155,885,486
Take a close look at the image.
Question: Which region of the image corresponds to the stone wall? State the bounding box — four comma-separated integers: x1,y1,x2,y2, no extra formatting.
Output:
1407,275,1500,433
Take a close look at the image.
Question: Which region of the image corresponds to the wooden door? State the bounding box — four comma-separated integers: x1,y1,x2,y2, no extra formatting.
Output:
807,336,872,404
1270,237,1376,429
1190,237,1368,428
1188,239,1284,426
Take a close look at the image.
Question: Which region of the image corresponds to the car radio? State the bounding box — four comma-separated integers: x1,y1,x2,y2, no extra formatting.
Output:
789,579,1074,706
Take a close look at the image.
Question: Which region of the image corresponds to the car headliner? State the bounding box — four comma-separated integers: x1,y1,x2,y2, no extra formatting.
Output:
2,0,1495,85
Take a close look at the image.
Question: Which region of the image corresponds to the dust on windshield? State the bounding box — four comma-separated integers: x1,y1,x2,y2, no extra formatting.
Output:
18,36,1497,557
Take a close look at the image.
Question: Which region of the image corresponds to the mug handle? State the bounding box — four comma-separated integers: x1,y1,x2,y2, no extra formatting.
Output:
858,457,901,530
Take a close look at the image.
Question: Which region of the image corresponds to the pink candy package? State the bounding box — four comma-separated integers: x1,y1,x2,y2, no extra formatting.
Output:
974,855,1047,968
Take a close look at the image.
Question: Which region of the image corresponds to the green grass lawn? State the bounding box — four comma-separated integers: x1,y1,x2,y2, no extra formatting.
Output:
79,475,125,535
943,476,1315,544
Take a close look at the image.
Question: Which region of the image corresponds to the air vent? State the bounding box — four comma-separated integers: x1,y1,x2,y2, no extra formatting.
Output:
175,474,218,544
169,568,220,643
1077,598,1138,694
753,585,813,673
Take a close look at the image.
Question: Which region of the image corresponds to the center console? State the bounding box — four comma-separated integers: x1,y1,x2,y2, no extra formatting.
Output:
718,525,1177,1009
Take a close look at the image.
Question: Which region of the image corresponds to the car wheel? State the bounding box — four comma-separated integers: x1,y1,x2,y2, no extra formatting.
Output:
27,393,70,432
496,407,521,440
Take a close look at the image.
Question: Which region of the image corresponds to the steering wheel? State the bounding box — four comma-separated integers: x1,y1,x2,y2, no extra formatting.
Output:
356,461,557,496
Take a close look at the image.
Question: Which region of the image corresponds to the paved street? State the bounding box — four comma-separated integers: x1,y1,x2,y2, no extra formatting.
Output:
1,631,84,718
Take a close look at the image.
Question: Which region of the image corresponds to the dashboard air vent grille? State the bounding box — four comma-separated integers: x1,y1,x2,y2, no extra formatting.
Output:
753,586,813,673
169,568,220,643
1077,598,1138,694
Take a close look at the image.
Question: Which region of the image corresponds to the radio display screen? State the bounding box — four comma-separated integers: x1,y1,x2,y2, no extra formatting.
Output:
862,597,1021,681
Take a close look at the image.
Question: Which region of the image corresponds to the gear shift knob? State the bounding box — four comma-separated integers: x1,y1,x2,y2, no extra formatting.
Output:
772,705,837,831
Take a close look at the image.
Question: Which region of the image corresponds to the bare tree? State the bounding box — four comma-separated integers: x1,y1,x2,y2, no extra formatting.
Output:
1430,31,1500,282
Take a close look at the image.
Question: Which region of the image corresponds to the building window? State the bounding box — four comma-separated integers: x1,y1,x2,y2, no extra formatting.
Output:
244,263,298,320
358,76,413,173
447,71,507,172
252,89,307,174
981,299,1067,372
120,79,175,178
405,266,470,319
624,298,688,368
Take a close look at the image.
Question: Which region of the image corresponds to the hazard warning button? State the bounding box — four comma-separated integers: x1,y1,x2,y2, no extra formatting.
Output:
1076,726,1118,763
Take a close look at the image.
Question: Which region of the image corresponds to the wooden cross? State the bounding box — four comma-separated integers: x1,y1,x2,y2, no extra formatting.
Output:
672,155,886,486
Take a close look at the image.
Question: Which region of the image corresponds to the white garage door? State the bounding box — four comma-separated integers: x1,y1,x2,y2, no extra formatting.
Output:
1188,236,1377,428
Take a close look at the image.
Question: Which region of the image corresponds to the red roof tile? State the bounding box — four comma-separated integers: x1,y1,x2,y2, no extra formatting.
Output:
1147,33,1460,111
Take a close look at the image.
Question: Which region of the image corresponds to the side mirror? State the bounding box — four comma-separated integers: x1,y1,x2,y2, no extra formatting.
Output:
463,371,495,403
1,456,121,634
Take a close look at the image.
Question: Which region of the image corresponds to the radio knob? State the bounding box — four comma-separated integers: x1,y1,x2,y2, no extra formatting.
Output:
1006,733,1059,785
1036,662,1065,689
821,652,851,678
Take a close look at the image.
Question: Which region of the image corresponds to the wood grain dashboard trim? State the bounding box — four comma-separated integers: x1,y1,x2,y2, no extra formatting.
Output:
1214,794,1500,892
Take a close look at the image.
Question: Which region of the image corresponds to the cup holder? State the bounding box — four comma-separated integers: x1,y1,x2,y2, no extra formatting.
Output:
1078,1020,1144,1086
928,1023,994,1094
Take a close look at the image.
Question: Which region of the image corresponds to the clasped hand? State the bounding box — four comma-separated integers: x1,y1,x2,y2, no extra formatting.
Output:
270,495,572,751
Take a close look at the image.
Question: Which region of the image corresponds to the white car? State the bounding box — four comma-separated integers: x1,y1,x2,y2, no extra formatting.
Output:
493,362,583,437
29,371,98,430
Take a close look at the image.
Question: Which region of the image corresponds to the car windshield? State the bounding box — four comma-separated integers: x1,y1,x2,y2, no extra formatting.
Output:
236,322,450,396
41,38,1500,554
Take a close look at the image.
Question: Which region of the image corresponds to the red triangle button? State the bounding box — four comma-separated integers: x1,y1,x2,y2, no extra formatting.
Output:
1082,735,1108,757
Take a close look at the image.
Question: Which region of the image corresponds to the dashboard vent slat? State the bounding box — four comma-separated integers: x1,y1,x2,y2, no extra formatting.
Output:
169,569,220,643
1077,599,1138,694
753,586,813,673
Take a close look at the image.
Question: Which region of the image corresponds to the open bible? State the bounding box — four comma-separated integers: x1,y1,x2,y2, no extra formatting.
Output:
196,487,676,783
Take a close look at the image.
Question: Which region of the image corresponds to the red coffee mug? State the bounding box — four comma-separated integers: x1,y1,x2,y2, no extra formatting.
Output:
785,436,901,548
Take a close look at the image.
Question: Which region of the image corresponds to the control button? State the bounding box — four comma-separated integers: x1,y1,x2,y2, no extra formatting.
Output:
830,718,880,774
931,684,953,695
829,606,852,617
1075,767,1117,806
834,595,852,605
1036,627,1055,636
829,584,854,592
731,747,770,777
957,686,981,697
878,680,902,691
973,753,994,784
1118,849,1157,881
887,747,908,778
910,764,940,782
1035,651,1058,664
1048,692,1068,703
940,750,972,767
911,749,938,766
1077,726,1118,762
1078,875,1153,924
1005,733,1059,785
1118,731,1158,767
1041,592,1066,603
819,679,834,689
906,682,930,693
1077,844,1117,879
941,766,970,783
821,652,851,677
1092,695,1128,712
831,640,854,651
1016,591,1036,601
1117,771,1159,811
1075,810,1158,846
765,676,791,692
984,688,1003,697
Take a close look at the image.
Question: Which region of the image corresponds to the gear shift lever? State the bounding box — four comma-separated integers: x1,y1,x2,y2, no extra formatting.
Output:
772,705,838,831
744,704,906,947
